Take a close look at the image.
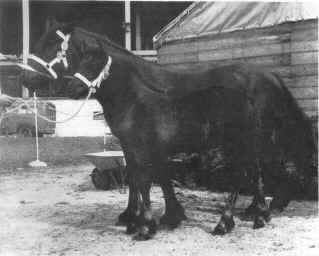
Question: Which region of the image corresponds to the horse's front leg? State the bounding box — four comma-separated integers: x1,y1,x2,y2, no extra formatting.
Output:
212,190,238,235
117,172,139,226
133,165,157,241
117,151,140,227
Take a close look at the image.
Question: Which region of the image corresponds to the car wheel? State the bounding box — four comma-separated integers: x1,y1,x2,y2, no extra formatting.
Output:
2,127,10,137
90,168,111,190
17,125,33,137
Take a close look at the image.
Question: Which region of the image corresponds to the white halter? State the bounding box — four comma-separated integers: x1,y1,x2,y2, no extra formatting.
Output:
28,30,70,79
73,56,112,93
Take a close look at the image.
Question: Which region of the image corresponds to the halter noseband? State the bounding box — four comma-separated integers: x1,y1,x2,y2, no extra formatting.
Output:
73,56,112,93
28,30,70,79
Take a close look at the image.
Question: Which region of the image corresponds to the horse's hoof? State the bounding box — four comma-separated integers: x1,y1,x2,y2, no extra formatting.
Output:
212,217,234,235
160,207,187,229
133,226,154,241
126,222,138,234
212,222,227,235
160,215,182,229
116,219,126,226
244,205,257,217
147,219,157,235
212,222,230,235
117,211,129,225
253,216,266,229
117,210,134,226
242,207,256,221
270,197,290,212
262,211,271,223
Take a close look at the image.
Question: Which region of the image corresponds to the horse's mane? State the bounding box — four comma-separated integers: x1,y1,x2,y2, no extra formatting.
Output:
70,26,225,97
73,27,181,94
76,27,136,58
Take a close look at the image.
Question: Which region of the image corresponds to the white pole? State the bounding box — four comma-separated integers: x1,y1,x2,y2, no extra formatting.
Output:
22,0,30,98
33,92,39,161
124,1,131,50
29,91,47,167
135,7,141,50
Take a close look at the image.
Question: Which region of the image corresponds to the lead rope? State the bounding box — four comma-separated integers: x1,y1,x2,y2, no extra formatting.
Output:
2,88,93,124
18,56,112,124
24,87,94,124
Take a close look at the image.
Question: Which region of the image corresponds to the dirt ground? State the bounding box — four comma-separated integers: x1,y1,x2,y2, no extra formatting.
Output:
0,164,318,256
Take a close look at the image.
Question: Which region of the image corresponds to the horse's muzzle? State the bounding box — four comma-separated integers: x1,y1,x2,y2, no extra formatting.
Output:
67,79,89,99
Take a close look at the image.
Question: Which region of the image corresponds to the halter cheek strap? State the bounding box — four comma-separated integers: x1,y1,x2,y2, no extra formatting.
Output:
28,30,70,79
73,56,112,93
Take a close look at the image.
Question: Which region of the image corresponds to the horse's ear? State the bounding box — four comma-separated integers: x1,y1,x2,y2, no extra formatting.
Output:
96,40,105,51
46,17,62,30
61,23,76,34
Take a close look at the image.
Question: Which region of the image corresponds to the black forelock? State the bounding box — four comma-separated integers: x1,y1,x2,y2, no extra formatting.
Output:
33,23,76,52
79,49,108,77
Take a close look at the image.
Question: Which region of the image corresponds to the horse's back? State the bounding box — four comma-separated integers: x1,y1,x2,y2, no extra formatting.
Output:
167,63,282,99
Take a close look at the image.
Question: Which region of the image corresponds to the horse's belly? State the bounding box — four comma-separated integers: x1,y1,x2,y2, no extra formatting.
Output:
166,117,222,155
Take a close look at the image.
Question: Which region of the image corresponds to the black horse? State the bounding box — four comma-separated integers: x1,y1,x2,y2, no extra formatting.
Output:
23,24,317,240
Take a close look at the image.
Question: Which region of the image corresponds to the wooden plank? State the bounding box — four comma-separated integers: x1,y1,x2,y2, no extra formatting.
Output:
291,51,318,65
159,53,290,66
159,42,198,55
159,34,291,56
160,40,317,64
283,76,318,88
198,44,283,62
297,99,318,111
291,26,318,42
288,87,317,100
160,39,318,63
292,19,318,31
291,41,318,52
197,34,291,53
288,64,318,78
205,54,291,66
200,42,318,62
305,110,318,118
158,53,198,64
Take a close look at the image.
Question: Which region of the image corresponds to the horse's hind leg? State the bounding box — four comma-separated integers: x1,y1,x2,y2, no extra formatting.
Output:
252,159,271,229
212,189,238,235
244,195,258,218
124,184,141,234
158,173,187,229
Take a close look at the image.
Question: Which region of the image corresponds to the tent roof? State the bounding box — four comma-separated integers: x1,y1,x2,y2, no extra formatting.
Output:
154,2,318,47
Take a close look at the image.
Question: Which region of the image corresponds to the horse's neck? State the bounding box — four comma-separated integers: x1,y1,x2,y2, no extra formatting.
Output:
73,28,171,92
95,84,136,136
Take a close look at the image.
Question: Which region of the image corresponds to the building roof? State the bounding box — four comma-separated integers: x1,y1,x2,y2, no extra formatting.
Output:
154,2,318,48
0,53,20,66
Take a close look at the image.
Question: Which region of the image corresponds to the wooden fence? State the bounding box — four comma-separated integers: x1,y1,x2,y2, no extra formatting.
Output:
157,19,318,119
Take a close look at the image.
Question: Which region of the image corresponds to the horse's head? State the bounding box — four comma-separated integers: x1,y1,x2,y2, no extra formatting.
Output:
67,49,112,99
23,23,80,91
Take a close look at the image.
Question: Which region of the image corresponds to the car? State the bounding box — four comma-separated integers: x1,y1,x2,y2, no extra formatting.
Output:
0,100,56,137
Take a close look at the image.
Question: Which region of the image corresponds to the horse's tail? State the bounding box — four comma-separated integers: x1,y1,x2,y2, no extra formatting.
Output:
273,73,317,194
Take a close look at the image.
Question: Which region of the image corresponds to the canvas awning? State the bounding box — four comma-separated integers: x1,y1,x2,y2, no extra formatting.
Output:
154,2,318,48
